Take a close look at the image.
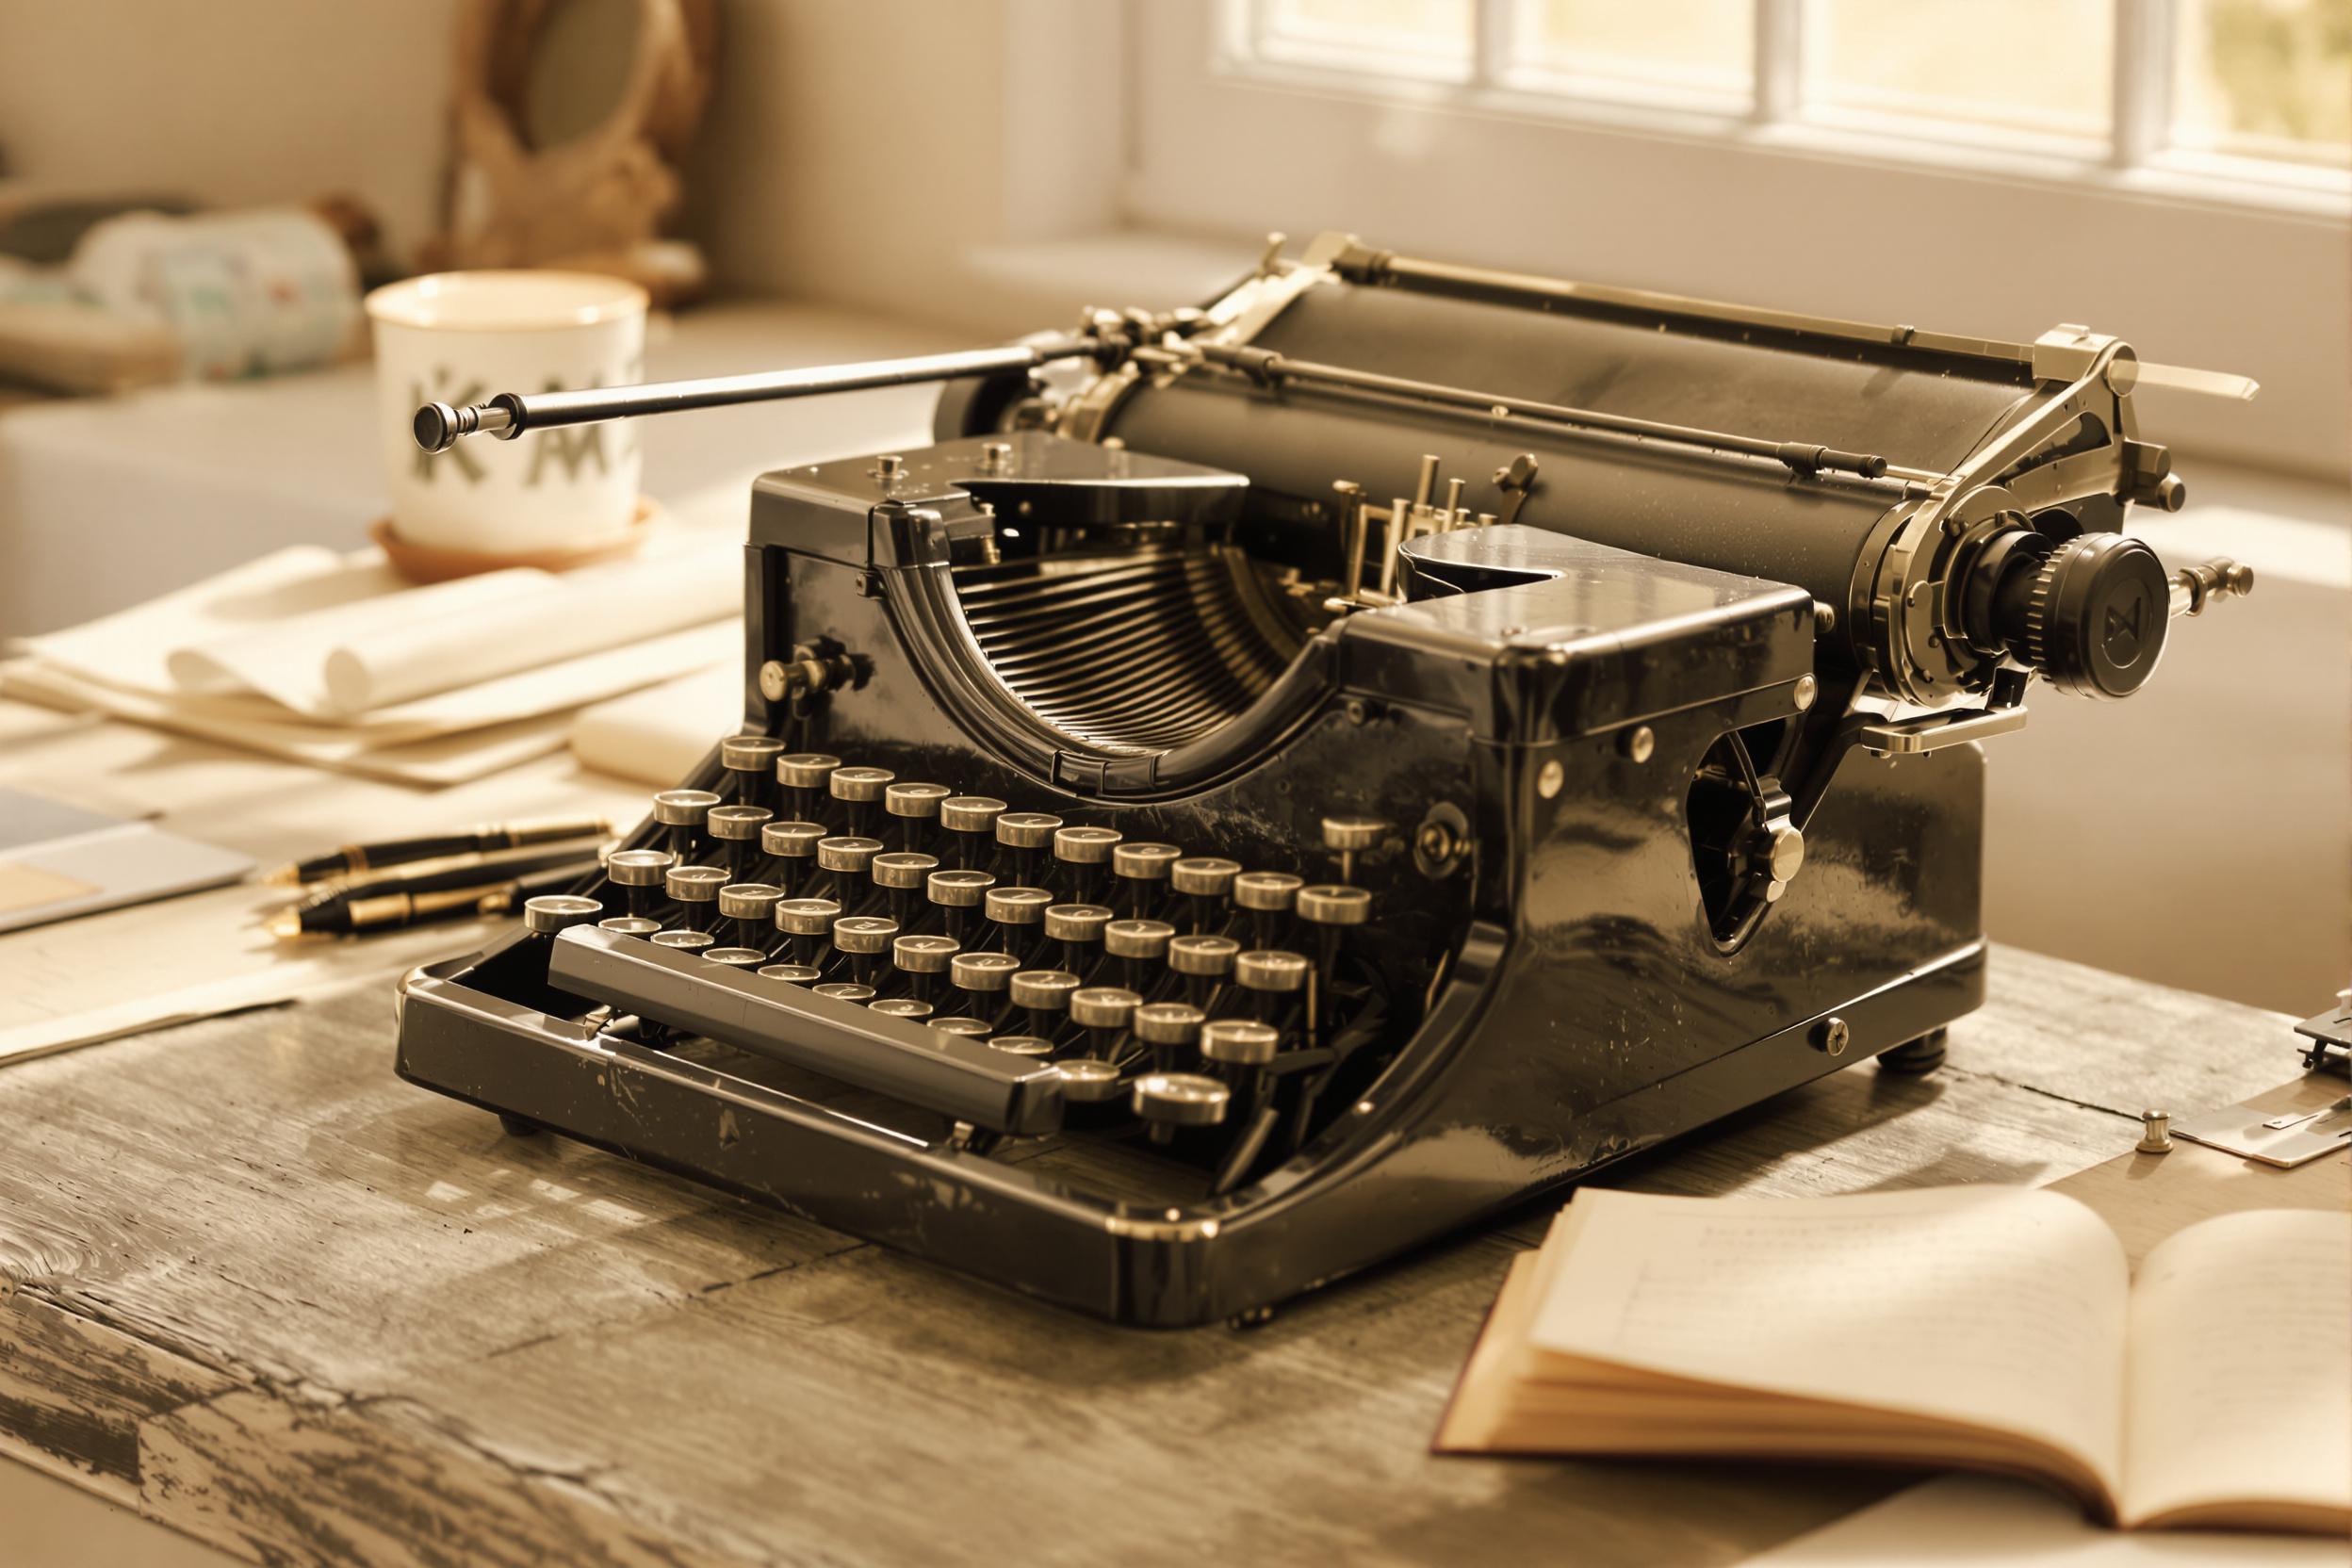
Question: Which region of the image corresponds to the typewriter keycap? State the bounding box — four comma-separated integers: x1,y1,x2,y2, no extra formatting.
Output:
829,765,894,836
1045,902,1112,972
1171,856,1242,933
884,782,950,851
870,997,934,1021
1134,1001,1204,1052
1298,884,1372,925
815,835,884,908
931,1017,991,1038
812,981,875,1003
1054,825,1120,902
1201,1019,1280,1067
1010,969,1081,1039
719,735,787,808
1237,948,1310,1001
1070,984,1139,1036
893,932,959,973
939,795,1007,866
759,962,822,985
704,947,767,970
665,864,730,931
707,804,773,878
776,753,841,819
1055,1058,1124,1102
1111,841,1181,917
1234,871,1304,949
598,915,662,936
994,811,1062,881
1134,1071,1231,1140
652,929,716,953
952,950,1021,988
653,789,723,858
833,914,899,985
522,894,601,936
990,1035,1055,1058
718,882,785,951
606,847,677,920
985,885,1054,963
1104,918,1173,960
775,895,843,968
1168,932,1240,1008
760,820,828,887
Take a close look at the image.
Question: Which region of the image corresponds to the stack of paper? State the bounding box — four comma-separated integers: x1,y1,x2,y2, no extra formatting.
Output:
4,530,742,785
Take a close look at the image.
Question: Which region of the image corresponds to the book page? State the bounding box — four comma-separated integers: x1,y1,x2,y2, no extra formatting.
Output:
2122,1209,2352,1530
1527,1187,2130,1500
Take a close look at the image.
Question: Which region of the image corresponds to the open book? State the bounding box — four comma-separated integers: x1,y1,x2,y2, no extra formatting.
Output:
1438,1188,2349,1536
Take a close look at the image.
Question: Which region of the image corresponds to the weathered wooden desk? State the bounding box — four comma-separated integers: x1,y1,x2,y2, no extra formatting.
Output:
0,703,2326,1568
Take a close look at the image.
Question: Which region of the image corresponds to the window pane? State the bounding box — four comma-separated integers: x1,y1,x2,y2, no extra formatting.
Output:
1808,0,2113,140
1263,0,1476,64
2173,0,2352,167
1513,0,1753,98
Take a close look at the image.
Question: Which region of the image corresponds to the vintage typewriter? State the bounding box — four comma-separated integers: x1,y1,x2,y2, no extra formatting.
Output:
395,233,2253,1326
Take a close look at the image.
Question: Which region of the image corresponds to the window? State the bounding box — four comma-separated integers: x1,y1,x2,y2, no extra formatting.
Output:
1222,0,2351,203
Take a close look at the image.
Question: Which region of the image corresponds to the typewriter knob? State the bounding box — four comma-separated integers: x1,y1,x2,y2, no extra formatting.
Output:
1200,1020,1280,1066
893,933,960,973
829,766,895,803
653,789,722,828
1055,1058,1125,1102
1741,818,1805,900
1134,1002,1205,1049
951,951,1022,991
989,1034,1055,1057
831,915,900,955
1134,1072,1231,1137
776,753,841,791
817,836,884,874
522,894,601,936
1070,986,1141,1032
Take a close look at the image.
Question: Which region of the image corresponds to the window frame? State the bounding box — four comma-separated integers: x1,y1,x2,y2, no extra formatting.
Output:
1218,0,2352,215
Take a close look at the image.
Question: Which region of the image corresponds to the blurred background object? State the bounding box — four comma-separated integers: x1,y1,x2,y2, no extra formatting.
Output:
0,0,2341,1015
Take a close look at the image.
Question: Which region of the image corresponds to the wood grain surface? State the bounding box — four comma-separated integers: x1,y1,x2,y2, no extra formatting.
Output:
0,939,2318,1568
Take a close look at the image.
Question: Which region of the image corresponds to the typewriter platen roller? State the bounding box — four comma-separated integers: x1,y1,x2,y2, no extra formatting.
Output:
396,233,2252,1326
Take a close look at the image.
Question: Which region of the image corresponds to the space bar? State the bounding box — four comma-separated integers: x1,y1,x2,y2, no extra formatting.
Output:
547,926,1065,1135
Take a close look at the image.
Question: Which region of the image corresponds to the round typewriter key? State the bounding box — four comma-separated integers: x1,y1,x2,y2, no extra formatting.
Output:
653,789,722,858
1168,933,1239,975
1055,1058,1125,1102
719,734,786,810
522,894,601,936
1043,902,1111,978
815,835,884,908
759,819,827,892
926,867,996,943
930,1017,991,1038
1053,825,1121,863
996,812,1062,850
893,933,959,973
598,915,662,937
1070,986,1139,1032
1320,814,1387,852
758,962,822,985
831,913,897,988
1170,857,1241,897
776,753,841,819
1135,1001,1205,1052
1110,841,1182,916
869,997,934,1021
872,850,938,896
1134,1071,1230,1139
1297,884,1372,925
952,951,1021,993
939,795,1007,835
812,982,875,1003
1201,1019,1280,1067
1236,949,1310,993
1104,919,1175,986
702,947,767,970
829,765,894,802
606,847,677,919
665,864,730,931
1011,968,1080,1039
883,782,950,851
985,884,1054,964
651,929,716,952
774,895,842,969
989,1035,1054,1058
717,881,784,951
707,804,773,878
1233,872,1302,912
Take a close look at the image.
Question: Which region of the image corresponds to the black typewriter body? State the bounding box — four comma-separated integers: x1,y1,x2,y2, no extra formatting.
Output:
396,234,2244,1325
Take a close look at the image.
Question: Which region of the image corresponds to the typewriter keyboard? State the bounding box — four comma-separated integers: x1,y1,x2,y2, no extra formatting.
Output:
542,736,1414,1195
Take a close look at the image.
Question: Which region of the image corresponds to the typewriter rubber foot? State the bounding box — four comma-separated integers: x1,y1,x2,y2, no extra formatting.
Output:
497,1113,544,1137
1226,1304,1278,1331
1877,1029,1949,1076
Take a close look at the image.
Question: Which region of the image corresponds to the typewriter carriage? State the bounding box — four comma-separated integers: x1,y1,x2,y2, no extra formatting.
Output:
393,234,2248,1325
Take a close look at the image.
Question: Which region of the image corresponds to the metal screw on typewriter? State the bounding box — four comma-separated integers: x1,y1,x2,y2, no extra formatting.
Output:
397,231,2261,1326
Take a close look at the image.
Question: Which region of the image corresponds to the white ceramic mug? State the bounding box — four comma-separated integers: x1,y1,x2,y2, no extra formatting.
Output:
366,270,648,554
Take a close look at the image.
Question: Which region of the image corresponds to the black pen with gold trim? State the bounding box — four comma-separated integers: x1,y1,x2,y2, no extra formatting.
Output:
266,851,603,939
260,816,611,887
